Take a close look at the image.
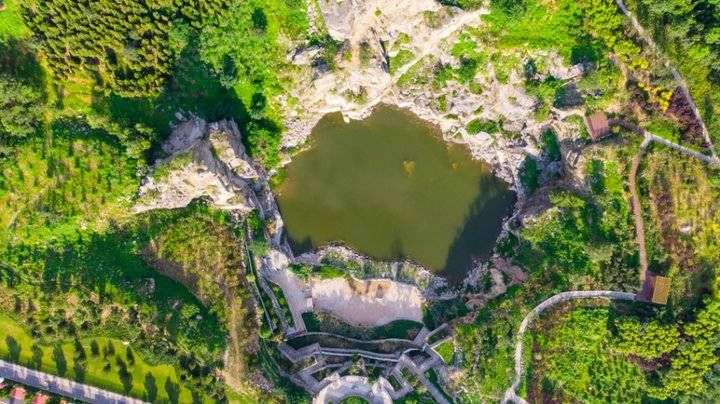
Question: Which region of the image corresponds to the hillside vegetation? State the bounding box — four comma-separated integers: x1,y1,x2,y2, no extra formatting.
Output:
444,0,720,401
1,0,720,402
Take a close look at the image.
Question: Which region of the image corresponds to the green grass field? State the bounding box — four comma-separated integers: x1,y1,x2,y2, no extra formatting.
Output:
0,315,196,403
0,0,30,38
433,339,454,364
483,0,586,61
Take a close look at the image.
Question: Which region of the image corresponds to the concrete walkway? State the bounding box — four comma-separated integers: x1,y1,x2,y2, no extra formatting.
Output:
399,355,450,404
611,119,719,166
613,0,718,161
646,133,719,166
502,291,637,404
0,359,147,403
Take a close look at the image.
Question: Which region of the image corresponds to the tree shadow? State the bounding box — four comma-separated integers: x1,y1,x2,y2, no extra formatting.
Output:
144,372,158,402
73,338,87,382
164,377,180,404
252,8,268,32
0,37,47,88
116,356,133,394
73,357,87,382
569,35,601,66
90,340,100,357
92,34,249,155
52,344,67,376
5,336,21,362
31,343,43,369
440,176,517,284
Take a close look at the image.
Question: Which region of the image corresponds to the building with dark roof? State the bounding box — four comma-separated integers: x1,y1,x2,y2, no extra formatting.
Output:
585,112,610,141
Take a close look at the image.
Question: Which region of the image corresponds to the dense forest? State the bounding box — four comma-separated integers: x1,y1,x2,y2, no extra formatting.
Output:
2,0,308,167
0,0,310,401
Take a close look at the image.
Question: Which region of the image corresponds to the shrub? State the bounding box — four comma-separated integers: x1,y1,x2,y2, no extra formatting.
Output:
438,95,448,112
467,118,500,135
520,155,538,194
0,75,45,140
457,57,478,83
541,129,561,161
389,50,415,74
359,42,373,68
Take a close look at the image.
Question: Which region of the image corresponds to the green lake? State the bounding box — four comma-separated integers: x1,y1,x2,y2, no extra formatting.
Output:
276,106,516,282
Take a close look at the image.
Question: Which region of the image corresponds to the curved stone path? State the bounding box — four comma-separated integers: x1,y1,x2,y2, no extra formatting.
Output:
0,359,146,404
501,291,637,404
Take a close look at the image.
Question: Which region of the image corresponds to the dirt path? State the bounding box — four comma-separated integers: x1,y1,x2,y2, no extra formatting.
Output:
629,138,650,293
374,8,487,104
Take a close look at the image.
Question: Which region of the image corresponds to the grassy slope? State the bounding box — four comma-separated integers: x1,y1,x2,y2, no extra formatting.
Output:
0,315,194,403
139,206,267,401
0,121,138,245
482,0,583,61
528,307,646,402
433,340,454,364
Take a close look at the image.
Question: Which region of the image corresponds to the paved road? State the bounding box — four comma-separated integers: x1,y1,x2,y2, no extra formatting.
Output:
319,348,401,362
501,291,637,404
0,359,147,404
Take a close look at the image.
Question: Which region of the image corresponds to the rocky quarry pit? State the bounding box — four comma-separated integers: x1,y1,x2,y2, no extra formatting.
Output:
133,0,591,307
283,0,585,194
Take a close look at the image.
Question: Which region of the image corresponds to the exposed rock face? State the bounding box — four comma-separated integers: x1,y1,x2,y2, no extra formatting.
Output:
281,2,586,197
317,0,440,42
133,118,260,213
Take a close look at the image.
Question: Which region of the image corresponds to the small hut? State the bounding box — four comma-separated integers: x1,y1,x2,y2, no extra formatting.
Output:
651,276,670,305
585,112,610,141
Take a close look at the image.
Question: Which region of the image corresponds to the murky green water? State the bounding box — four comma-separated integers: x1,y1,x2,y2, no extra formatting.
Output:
276,106,515,282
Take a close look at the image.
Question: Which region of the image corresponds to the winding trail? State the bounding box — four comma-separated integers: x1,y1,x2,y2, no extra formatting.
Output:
501,291,637,404
613,0,718,160
645,133,719,165
614,120,719,298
